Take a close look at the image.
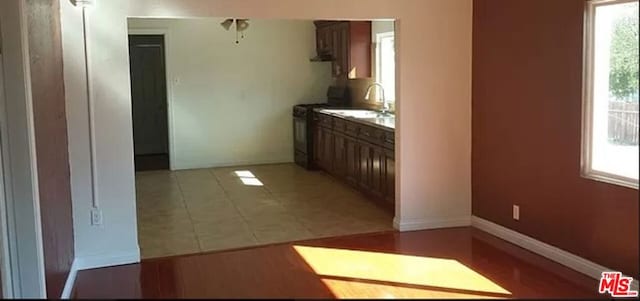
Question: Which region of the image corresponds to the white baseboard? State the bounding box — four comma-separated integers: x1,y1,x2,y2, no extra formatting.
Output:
74,249,140,271
60,259,79,299
172,158,293,171
393,216,471,231
471,216,638,291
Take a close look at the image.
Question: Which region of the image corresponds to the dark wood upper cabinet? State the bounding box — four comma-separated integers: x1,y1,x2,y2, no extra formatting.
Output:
314,21,372,78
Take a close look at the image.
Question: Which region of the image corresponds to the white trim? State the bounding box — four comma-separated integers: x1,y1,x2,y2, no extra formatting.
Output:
172,157,293,171
74,249,140,271
60,259,79,299
79,6,101,211
471,216,639,291
127,28,176,171
393,216,471,231
19,0,48,293
580,0,639,190
0,49,13,299
0,0,47,297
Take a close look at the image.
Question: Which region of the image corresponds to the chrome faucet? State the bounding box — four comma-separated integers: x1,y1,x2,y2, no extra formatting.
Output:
364,82,390,114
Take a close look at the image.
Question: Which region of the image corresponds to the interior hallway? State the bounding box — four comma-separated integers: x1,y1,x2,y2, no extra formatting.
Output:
136,163,394,259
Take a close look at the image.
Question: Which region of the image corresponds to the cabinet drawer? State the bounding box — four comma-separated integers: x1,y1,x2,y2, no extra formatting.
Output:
358,125,374,142
319,114,333,128
383,130,395,150
333,118,346,133
359,125,385,145
345,121,359,137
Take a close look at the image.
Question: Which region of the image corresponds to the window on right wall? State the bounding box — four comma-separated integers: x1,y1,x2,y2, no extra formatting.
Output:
375,31,395,102
582,0,639,189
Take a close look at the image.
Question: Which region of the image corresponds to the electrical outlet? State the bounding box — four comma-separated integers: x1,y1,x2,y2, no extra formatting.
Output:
513,205,520,221
91,208,103,226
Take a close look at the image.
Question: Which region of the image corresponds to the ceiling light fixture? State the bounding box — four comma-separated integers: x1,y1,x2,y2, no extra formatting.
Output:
70,0,94,7
220,18,234,31
220,18,250,44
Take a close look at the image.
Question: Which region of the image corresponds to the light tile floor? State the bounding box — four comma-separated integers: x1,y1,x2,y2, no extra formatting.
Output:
136,163,394,259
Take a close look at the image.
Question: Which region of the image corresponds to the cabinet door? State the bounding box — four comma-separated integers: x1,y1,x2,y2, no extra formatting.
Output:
331,26,340,76
322,128,334,171
370,146,386,199
316,26,331,54
313,125,323,167
358,142,372,190
333,132,347,177
338,23,350,78
344,135,359,186
384,149,395,204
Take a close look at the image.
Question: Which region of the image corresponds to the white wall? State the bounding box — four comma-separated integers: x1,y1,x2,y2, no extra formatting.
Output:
128,18,332,170
60,0,472,269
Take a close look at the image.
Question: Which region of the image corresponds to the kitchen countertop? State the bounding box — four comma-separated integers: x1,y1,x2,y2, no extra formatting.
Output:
314,108,396,130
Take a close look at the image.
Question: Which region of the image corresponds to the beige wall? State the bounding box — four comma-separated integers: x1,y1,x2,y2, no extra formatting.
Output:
128,18,333,170
61,0,472,268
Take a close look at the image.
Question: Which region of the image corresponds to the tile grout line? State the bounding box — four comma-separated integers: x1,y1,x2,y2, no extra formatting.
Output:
247,171,317,239
222,167,318,244
207,168,261,244
138,171,193,260
140,164,393,259
173,170,205,254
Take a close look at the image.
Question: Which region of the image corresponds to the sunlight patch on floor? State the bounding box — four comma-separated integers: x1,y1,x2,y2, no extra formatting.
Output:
234,170,264,186
293,245,511,298
234,170,255,178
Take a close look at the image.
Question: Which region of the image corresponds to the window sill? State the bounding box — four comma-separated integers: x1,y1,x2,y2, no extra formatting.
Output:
581,171,639,190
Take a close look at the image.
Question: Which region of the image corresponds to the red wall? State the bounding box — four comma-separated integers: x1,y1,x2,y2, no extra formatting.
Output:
26,0,75,297
472,0,639,276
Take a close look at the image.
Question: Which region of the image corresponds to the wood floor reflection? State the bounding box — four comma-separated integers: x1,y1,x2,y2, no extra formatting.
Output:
73,227,603,299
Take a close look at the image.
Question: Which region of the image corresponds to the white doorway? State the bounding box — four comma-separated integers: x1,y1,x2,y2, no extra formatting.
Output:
0,0,47,297
0,37,12,299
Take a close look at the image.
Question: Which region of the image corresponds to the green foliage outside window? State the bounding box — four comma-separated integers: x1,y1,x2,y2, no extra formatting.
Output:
609,2,639,102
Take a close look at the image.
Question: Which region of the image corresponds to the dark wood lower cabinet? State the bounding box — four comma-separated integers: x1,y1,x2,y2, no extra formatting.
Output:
313,125,322,166
370,144,386,200
358,142,372,191
313,111,395,211
345,135,360,186
333,132,347,177
384,149,396,205
321,127,334,170
313,124,332,171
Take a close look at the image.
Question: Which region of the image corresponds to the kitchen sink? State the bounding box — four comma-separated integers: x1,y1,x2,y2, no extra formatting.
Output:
321,109,394,119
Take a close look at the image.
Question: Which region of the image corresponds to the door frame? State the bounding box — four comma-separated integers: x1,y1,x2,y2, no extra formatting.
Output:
127,28,175,171
0,0,47,297
0,39,11,300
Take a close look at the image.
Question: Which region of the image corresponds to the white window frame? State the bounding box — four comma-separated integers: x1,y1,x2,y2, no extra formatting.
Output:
375,31,395,102
581,0,639,189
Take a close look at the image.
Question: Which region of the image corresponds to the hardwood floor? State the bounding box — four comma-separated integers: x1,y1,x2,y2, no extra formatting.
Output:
72,227,602,299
